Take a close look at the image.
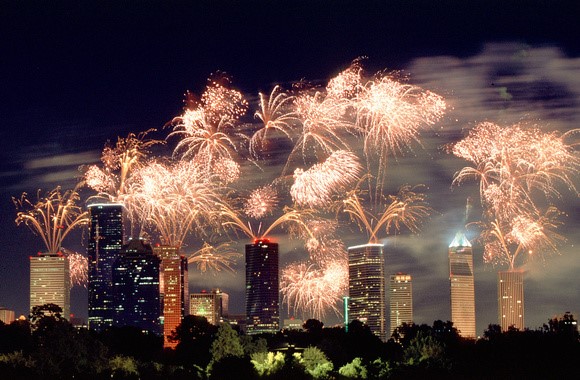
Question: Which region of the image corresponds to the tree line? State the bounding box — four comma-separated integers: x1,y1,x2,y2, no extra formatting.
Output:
1,304,579,379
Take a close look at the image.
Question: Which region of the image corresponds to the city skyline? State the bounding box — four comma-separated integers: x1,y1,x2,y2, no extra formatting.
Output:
1,2,579,337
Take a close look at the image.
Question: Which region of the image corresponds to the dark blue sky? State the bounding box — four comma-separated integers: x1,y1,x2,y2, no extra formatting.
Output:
1,1,579,334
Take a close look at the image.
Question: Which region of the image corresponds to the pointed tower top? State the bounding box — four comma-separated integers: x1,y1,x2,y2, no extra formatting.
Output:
449,231,471,248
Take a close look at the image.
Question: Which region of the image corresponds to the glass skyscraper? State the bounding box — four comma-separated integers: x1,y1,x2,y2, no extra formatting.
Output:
112,239,161,335
347,243,386,341
449,232,476,338
245,239,279,334
87,203,123,332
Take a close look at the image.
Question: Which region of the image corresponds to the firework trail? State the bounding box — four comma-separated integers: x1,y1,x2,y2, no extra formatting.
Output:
452,122,579,269
291,150,362,209
187,242,241,274
62,248,89,288
13,187,89,254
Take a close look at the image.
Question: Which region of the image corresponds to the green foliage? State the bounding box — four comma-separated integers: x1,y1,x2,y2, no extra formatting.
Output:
242,335,268,356
109,355,139,378
210,322,244,364
0,351,36,368
251,351,285,377
339,357,367,379
296,346,334,379
404,331,446,367
368,358,392,379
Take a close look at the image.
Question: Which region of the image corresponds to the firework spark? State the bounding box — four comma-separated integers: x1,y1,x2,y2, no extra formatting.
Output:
291,150,362,209
63,249,88,288
13,187,89,254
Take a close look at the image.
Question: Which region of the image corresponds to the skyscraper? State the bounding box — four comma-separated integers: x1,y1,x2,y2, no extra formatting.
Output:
112,239,161,335
87,203,123,332
498,270,524,331
0,308,15,324
29,252,70,319
389,273,413,335
347,243,386,341
449,232,476,338
245,239,279,334
190,288,229,325
154,245,189,348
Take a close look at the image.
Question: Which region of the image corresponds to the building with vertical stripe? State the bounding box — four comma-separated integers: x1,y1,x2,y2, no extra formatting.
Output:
30,252,70,319
498,270,524,331
389,273,413,336
449,232,476,338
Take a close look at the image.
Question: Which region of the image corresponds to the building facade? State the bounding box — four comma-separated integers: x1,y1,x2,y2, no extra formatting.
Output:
389,273,413,335
112,239,161,335
348,243,387,341
498,270,524,331
0,308,15,324
154,245,189,348
87,203,124,332
245,239,279,334
449,232,476,338
30,252,70,319
189,288,228,325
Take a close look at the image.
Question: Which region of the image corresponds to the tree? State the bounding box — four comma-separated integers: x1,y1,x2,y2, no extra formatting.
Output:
404,331,446,368
251,351,285,377
169,315,216,368
296,346,333,379
209,322,244,366
338,357,367,379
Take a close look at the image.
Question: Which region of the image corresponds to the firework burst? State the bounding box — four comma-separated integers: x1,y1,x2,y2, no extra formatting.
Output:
244,185,279,219
187,242,241,274
62,248,89,288
13,187,89,254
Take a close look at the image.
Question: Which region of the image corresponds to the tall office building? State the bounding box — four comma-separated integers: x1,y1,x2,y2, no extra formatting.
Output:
389,273,413,335
30,252,70,319
87,203,124,332
245,239,279,334
348,243,386,341
449,232,476,338
498,270,524,331
154,245,189,348
112,239,161,335
190,288,229,325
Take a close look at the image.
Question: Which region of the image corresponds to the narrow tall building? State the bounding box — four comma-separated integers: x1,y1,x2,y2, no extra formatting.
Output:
389,273,413,335
87,203,123,332
190,288,229,325
498,270,524,331
449,232,476,338
112,239,161,335
30,252,70,319
348,243,386,341
154,245,188,348
245,239,279,334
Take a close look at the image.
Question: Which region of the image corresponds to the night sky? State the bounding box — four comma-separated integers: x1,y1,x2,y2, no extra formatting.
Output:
1,1,579,335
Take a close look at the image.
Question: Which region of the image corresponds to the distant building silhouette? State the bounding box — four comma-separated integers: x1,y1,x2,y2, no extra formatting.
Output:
348,243,387,341
389,273,413,336
190,288,229,325
449,232,476,338
245,239,279,334
498,270,524,331
30,252,70,320
154,245,188,348
87,203,123,332
112,238,161,335
0,307,15,324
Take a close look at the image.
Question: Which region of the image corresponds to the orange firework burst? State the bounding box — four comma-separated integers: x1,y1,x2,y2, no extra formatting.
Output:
291,150,362,209
280,259,348,321
453,122,579,269
13,187,89,254
244,185,279,219
250,85,298,158
62,248,88,288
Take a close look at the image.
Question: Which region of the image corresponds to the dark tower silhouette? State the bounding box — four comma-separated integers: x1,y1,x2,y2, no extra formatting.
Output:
112,238,161,335
245,239,279,334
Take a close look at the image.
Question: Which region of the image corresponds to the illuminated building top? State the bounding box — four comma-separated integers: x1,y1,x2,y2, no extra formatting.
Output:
449,232,471,248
